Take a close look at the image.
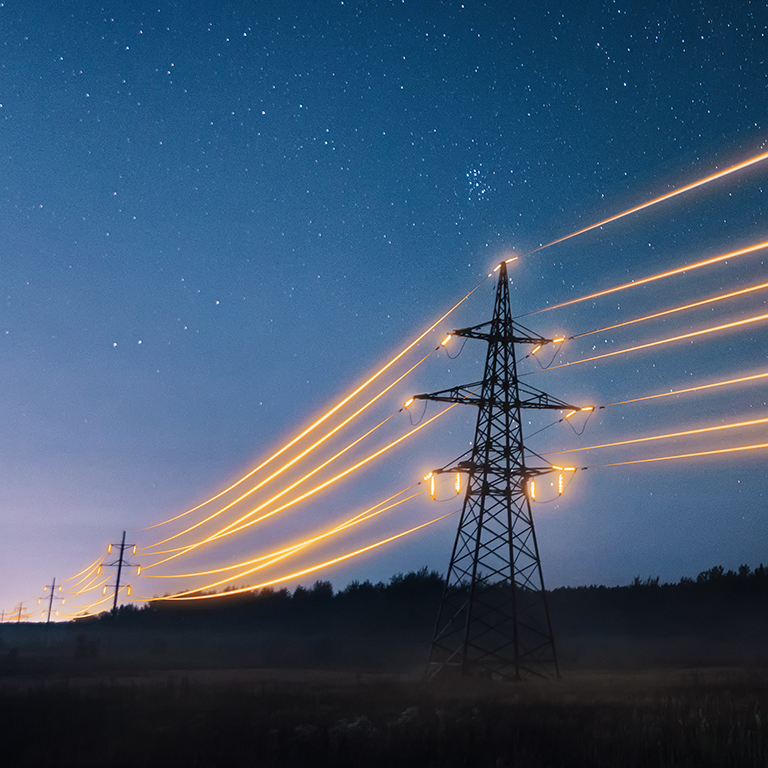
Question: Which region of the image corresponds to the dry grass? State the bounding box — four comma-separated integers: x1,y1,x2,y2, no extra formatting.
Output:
1,665,767,767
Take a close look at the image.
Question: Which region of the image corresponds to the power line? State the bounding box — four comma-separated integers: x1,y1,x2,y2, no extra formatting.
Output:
146,485,422,581
586,441,768,468
601,370,768,408
545,415,768,455
571,279,768,340
528,310,768,375
519,238,768,318
143,349,438,550
146,511,457,602
144,405,457,568
523,148,768,257
142,281,486,532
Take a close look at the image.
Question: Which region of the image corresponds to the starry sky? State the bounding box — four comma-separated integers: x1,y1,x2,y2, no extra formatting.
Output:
3,0,768,616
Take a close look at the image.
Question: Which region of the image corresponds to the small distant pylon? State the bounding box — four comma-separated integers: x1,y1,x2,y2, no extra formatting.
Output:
101,531,140,616
413,261,583,681
38,577,63,623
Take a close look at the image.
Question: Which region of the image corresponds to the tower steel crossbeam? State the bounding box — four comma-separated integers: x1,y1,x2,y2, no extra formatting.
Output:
419,261,579,681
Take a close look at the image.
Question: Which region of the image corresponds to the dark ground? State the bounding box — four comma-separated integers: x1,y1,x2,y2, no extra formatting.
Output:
1,567,767,766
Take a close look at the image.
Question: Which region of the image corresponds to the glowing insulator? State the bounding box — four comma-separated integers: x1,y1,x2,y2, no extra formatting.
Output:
441,334,452,346
558,473,564,495
529,480,536,500
136,566,141,576
552,337,565,344
423,472,433,482
127,585,132,597
493,263,502,272
430,475,436,499
581,406,594,412
97,565,102,575
505,257,518,264
107,544,112,554
564,467,577,472
531,345,542,355
454,472,461,494
132,545,137,555
61,599,65,605
43,586,47,592
552,465,563,470
404,397,414,409
37,599,41,605
564,410,577,420
58,586,62,592
102,586,108,595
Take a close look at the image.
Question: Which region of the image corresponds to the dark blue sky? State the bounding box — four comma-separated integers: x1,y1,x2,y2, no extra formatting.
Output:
3,0,768,616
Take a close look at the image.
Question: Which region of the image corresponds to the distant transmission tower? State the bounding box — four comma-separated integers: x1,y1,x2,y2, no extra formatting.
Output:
39,577,63,623
102,531,140,616
414,261,584,681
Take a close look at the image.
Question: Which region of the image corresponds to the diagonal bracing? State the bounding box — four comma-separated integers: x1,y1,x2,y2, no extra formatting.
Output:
414,261,581,681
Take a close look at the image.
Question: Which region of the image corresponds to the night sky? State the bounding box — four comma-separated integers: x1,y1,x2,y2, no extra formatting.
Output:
3,0,768,617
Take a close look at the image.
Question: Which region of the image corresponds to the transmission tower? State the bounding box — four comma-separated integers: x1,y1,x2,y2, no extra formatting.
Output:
102,531,140,616
39,577,63,623
414,261,583,681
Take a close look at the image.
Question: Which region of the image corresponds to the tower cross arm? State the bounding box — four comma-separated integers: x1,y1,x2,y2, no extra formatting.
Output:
452,318,561,346
412,381,485,406
412,381,583,411
516,381,580,411
453,327,554,345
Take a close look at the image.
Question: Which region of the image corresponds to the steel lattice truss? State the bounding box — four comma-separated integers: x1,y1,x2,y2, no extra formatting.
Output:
419,262,576,681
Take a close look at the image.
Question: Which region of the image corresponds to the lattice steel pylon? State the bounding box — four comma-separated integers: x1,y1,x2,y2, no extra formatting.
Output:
417,261,580,681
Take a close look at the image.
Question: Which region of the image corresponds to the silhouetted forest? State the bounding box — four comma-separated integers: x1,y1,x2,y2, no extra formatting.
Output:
2,564,767,673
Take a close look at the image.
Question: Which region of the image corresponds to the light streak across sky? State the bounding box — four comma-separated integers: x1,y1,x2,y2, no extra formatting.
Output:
149,510,458,602
532,311,768,374
547,415,768,455
61,555,104,583
603,371,768,408
571,280,768,339
587,441,768,469
147,485,422,580
520,239,768,317
142,281,484,532
144,410,401,555
144,404,457,568
523,148,768,257
142,349,437,549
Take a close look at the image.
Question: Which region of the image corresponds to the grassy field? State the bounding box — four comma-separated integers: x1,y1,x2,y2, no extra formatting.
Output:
1,665,766,767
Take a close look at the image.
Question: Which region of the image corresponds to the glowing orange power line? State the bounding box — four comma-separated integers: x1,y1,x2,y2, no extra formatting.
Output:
603,370,768,408
145,405,457,568
522,239,768,317
143,349,437,550
142,282,485,532
61,555,104,583
587,441,768,469
572,279,768,339
150,510,457,602
144,410,401,558
147,486,422,579
147,491,423,586
547,415,768,455
66,573,111,599
64,563,103,592
211,405,456,541
535,311,768,374
524,148,768,257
